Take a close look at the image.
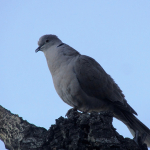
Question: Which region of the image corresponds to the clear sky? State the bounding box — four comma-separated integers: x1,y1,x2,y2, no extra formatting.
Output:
0,1,150,149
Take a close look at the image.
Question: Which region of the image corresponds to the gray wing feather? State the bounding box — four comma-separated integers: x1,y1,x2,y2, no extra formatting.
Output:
74,55,137,115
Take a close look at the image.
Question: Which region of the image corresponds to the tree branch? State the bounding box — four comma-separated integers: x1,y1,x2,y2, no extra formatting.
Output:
0,105,148,150
0,105,47,150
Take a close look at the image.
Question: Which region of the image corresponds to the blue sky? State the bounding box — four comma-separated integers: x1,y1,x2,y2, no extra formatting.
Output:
0,1,150,149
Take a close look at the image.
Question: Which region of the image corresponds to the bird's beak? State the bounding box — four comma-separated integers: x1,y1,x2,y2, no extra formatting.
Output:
35,46,41,53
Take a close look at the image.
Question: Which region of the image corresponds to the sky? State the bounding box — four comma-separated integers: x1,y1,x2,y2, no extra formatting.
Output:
0,1,150,149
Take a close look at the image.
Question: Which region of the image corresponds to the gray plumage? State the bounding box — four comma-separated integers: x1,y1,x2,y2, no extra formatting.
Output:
35,34,150,147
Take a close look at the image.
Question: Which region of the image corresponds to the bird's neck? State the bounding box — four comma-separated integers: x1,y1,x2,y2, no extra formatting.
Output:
44,44,79,77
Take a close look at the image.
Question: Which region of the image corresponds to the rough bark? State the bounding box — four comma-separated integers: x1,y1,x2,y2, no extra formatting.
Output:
0,105,148,150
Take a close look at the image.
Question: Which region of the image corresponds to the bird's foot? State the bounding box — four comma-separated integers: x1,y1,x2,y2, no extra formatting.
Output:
65,107,77,117
133,130,147,147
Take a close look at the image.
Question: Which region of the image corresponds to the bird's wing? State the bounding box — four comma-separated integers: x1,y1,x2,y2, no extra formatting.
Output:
74,55,137,115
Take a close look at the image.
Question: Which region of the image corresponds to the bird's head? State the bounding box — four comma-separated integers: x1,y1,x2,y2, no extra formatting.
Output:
35,34,62,53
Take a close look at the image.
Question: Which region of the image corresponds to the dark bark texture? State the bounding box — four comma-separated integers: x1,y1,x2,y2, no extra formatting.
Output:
0,105,148,150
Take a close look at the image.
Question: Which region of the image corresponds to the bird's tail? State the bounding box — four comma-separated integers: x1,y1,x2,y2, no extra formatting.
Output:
114,109,150,147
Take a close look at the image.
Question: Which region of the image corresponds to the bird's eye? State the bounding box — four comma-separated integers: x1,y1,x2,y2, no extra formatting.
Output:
45,39,49,43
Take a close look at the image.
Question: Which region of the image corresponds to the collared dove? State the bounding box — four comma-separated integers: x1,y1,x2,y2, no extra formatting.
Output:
35,34,150,147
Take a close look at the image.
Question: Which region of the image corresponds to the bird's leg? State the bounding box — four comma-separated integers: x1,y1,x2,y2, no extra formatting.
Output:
65,107,77,117
133,130,139,145
133,130,147,146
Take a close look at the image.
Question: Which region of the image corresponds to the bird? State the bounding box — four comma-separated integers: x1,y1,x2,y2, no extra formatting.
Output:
35,34,150,147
